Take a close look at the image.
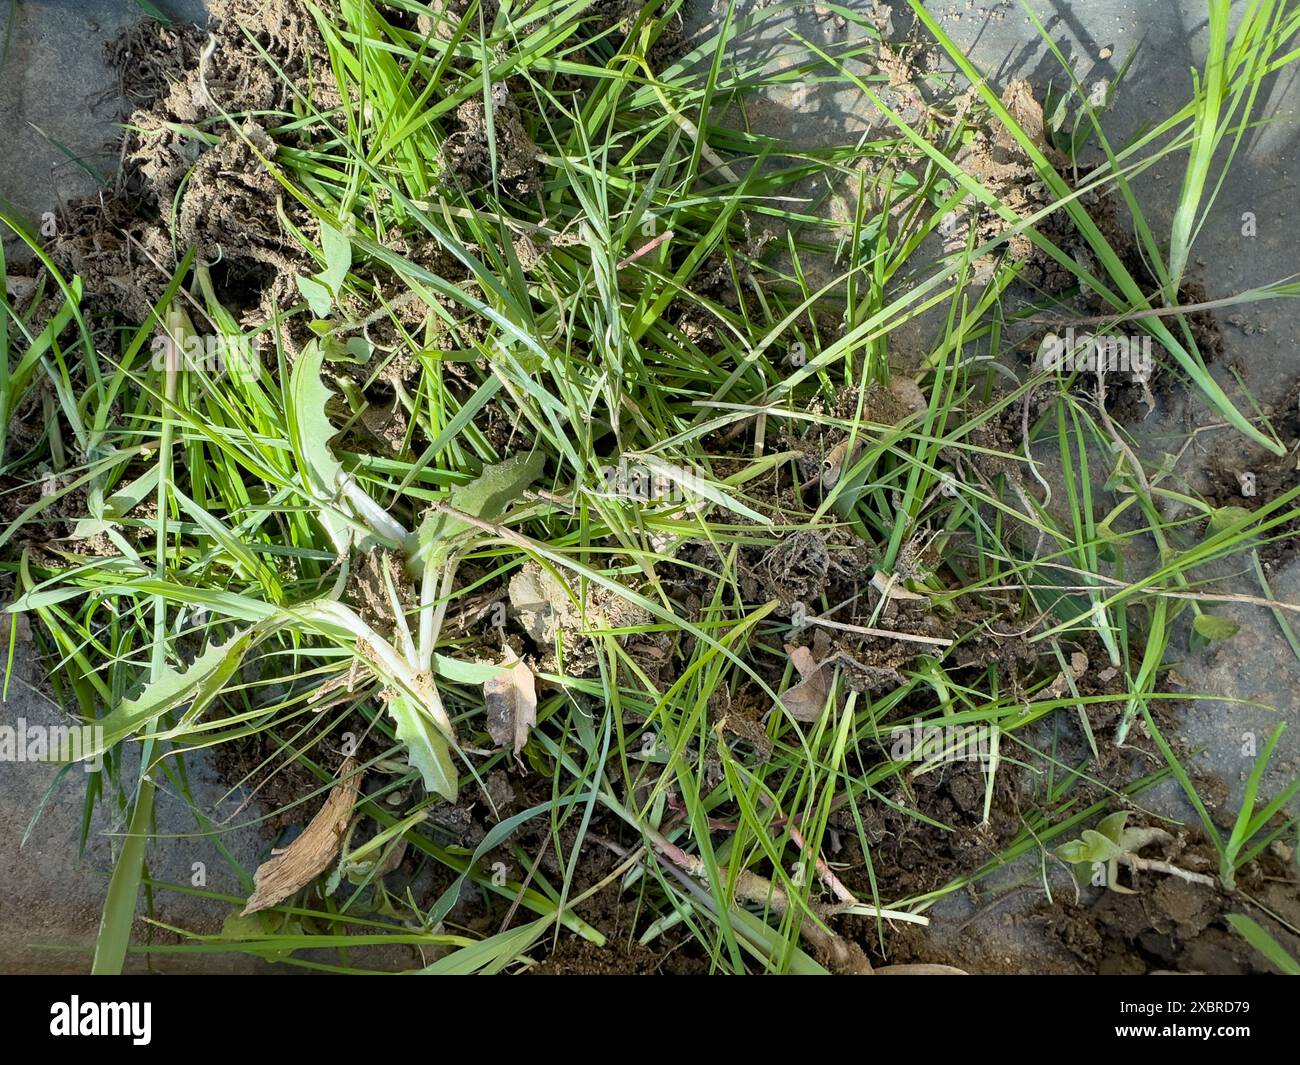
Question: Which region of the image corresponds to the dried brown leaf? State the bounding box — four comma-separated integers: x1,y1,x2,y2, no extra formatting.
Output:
242,757,361,916
484,649,537,756
871,570,927,601
821,439,864,488
779,644,834,722
786,644,819,679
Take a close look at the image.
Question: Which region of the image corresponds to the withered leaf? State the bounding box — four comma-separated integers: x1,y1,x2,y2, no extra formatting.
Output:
871,570,927,602
484,649,537,756
787,644,819,679
996,79,1067,164
779,643,835,722
821,439,864,488
1035,651,1091,703
242,757,361,916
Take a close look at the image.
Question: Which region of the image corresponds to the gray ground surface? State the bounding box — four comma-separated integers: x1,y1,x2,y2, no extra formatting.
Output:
0,615,276,973
1,0,1296,973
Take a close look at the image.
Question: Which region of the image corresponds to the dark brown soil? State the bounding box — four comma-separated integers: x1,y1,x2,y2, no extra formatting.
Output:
209,701,389,837
879,859,1298,976
829,765,1300,975
1196,377,1300,567
1042,844,1299,976
528,937,707,975
53,0,335,326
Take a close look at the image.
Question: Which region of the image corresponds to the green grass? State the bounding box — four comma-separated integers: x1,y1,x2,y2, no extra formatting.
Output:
3,0,1299,974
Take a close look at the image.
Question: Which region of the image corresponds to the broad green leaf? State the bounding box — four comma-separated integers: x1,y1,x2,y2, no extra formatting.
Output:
319,221,352,292
1207,505,1253,537
446,450,545,526
1094,810,1130,845
287,340,349,551
78,631,253,761
219,910,306,961
321,333,371,363
1193,613,1240,641
1079,829,1124,862
431,653,508,685
1120,826,1173,853
387,692,458,801
1055,840,1092,864
289,341,407,549
407,450,546,574
296,275,333,318
296,221,351,316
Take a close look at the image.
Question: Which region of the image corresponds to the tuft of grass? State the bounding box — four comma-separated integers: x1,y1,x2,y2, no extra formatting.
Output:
2,0,1298,973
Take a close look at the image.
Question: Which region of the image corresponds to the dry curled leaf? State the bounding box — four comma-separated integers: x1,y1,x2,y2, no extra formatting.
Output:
484,649,537,756
996,79,1067,165
242,757,361,916
1036,651,1091,702
871,570,927,601
821,439,864,488
779,643,835,722
787,645,819,679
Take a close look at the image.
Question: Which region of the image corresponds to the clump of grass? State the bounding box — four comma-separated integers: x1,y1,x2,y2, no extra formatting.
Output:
2,0,1298,974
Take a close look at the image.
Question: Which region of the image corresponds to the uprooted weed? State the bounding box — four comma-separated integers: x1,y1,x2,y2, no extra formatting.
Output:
3,0,1299,974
